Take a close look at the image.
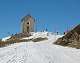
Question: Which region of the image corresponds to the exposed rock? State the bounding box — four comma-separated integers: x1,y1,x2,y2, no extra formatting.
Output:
14,32,31,39
54,24,80,49
32,37,48,42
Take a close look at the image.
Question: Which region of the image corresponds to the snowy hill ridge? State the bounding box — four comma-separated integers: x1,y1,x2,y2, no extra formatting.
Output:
0,32,80,63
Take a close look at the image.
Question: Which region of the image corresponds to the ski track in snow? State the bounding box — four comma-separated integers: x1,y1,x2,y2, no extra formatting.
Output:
0,32,80,63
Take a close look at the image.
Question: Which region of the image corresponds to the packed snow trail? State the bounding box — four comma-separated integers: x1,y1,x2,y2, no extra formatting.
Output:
0,32,80,63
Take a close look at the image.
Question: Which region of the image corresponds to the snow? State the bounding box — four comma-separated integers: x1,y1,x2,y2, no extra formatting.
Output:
0,32,80,63
22,32,48,40
2,36,11,41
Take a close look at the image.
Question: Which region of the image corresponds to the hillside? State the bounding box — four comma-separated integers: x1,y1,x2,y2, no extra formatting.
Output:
55,24,80,48
0,32,80,63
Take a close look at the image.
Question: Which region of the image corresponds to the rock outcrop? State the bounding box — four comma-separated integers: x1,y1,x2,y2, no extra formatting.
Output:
54,24,80,49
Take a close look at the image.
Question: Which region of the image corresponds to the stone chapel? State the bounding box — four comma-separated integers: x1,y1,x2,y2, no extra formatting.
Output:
21,14,35,33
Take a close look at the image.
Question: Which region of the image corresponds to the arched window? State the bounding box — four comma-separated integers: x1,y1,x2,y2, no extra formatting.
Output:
27,22,29,24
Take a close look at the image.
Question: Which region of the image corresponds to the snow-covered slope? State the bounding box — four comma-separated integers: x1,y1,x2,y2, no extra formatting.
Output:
2,36,11,41
22,32,48,40
0,32,80,63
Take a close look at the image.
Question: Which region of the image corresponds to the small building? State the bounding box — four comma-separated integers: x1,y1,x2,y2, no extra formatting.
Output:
21,14,35,33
